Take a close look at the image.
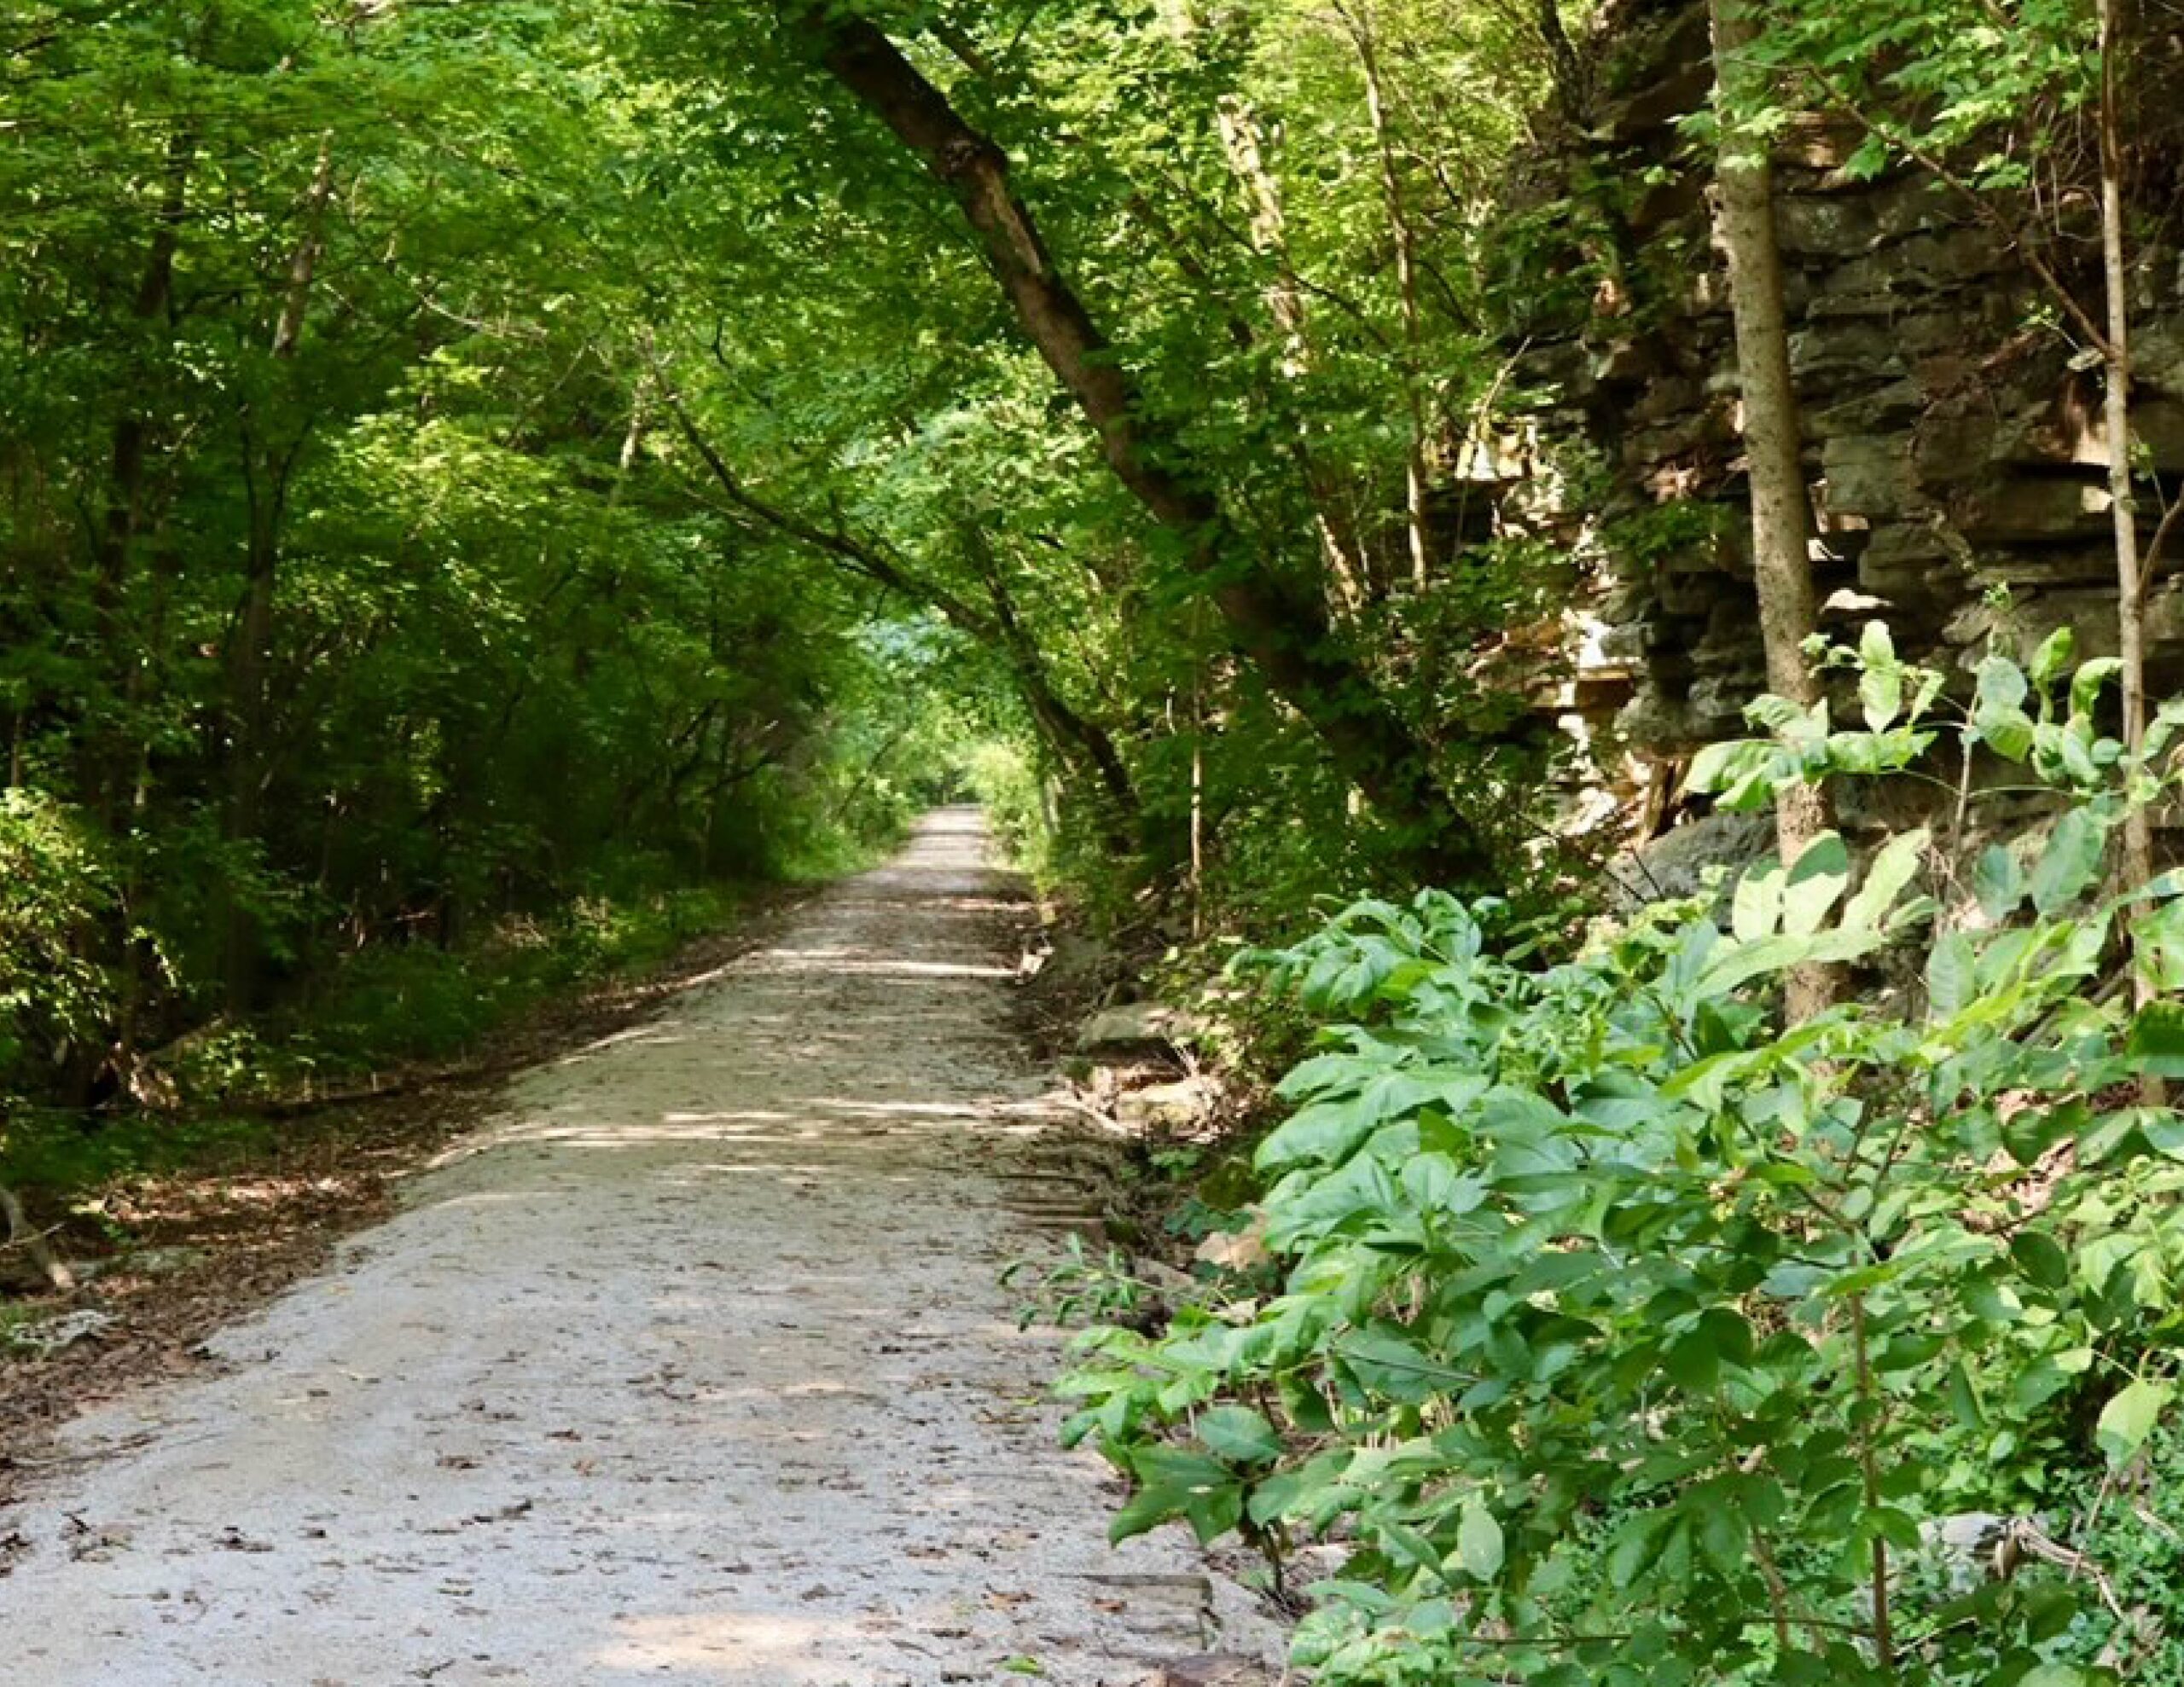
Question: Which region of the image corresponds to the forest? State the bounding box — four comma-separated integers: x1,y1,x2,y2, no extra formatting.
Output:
6,0,2184,1682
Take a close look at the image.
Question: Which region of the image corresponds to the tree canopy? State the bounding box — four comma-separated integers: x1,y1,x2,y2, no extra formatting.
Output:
1,0,1583,1110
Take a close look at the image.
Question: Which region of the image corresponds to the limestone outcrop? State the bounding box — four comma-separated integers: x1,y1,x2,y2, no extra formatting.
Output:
1509,0,2184,791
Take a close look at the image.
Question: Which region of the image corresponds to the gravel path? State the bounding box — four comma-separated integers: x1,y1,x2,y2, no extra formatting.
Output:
0,810,1275,1685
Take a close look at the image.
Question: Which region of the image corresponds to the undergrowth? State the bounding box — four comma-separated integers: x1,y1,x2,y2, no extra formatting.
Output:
1045,625,2184,1685
0,876,770,1208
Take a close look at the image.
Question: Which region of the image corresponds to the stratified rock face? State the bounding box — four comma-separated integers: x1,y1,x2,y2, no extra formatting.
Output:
1517,0,2184,770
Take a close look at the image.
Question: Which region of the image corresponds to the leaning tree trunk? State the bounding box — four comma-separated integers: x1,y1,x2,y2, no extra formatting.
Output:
794,10,1492,884
1710,0,1836,1017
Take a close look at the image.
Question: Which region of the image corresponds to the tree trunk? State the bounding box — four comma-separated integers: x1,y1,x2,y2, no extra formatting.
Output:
84,125,193,824
961,525,1141,831
1536,0,1585,129
225,134,337,1010
1709,0,1835,1014
795,11,1490,883
2099,0,2153,907
1341,1,1434,592
2097,0,2159,1108
1215,96,1372,611
663,382,1142,834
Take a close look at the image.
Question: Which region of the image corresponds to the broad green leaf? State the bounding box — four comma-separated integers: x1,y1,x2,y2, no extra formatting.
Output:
1664,1330,1719,1391
1695,926,1881,995
1859,623,1902,729
1926,930,1978,1016
2128,1001,2184,1079
1977,653,2029,711
2007,1231,2069,1290
2132,899,2184,992
1842,827,1927,931
1257,1072,1487,1170
1974,703,2036,762
2094,1378,2172,1465
1781,832,1850,936
1456,1499,1505,1580
1605,1507,1677,1588
1731,861,1784,941
1195,1406,1281,1465
1972,844,2024,921
2028,809,2107,915
2071,656,2123,719
1687,739,1780,809
2029,625,2073,688
1337,1330,1457,1403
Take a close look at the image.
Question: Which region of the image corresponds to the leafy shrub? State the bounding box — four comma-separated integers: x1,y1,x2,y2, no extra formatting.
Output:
249,884,748,1085
0,789,118,1098
1059,627,2184,1684
959,739,1052,874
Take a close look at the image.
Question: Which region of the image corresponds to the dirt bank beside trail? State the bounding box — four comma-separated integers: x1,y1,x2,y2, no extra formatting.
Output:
0,809,1276,1685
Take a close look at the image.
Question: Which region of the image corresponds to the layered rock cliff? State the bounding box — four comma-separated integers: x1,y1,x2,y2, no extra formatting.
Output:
1509,0,2184,810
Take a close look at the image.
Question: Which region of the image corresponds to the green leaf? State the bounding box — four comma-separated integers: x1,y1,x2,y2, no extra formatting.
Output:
1842,827,1927,931
2071,656,2123,720
1926,930,1978,1016
1456,1498,1505,1580
1605,1507,1677,1588
1975,704,2037,762
1664,1330,1720,1392
2008,1231,2070,1290
2030,626,2074,688
1781,832,1850,936
2128,1001,2184,1079
1843,132,1891,178
2094,1378,2172,1465
1972,844,2024,921
1337,1330,1456,1403
1688,739,1780,809
1108,1484,1184,1545
2028,808,2107,915
1978,653,2030,711
1257,1072,1487,1170
2131,898,2184,991
1731,861,1785,942
1859,623,1902,729
1196,1406,1281,1465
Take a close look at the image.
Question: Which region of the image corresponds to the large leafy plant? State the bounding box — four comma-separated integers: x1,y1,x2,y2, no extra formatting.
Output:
1059,626,2184,1684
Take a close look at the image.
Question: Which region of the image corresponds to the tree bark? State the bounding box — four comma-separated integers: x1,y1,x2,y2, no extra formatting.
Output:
794,10,1490,881
83,125,193,824
960,524,1141,830
2098,0,2153,908
661,385,1141,833
2097,1,2160,1109
225,134,338,1009
1709,0,1835,1012
1536,0,1585,129
1339,1,1433,592
1210,92,1371,611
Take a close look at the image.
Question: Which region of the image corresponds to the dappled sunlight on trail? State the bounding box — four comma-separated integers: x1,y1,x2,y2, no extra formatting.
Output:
0,809,1275,1685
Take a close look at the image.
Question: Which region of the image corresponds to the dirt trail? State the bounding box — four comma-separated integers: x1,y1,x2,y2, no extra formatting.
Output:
0,811,1275,1685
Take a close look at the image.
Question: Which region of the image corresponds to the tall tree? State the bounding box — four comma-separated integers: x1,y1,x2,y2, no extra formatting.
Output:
792,9,1493,880
2096,0,2153,910
1710,0,1835,1016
